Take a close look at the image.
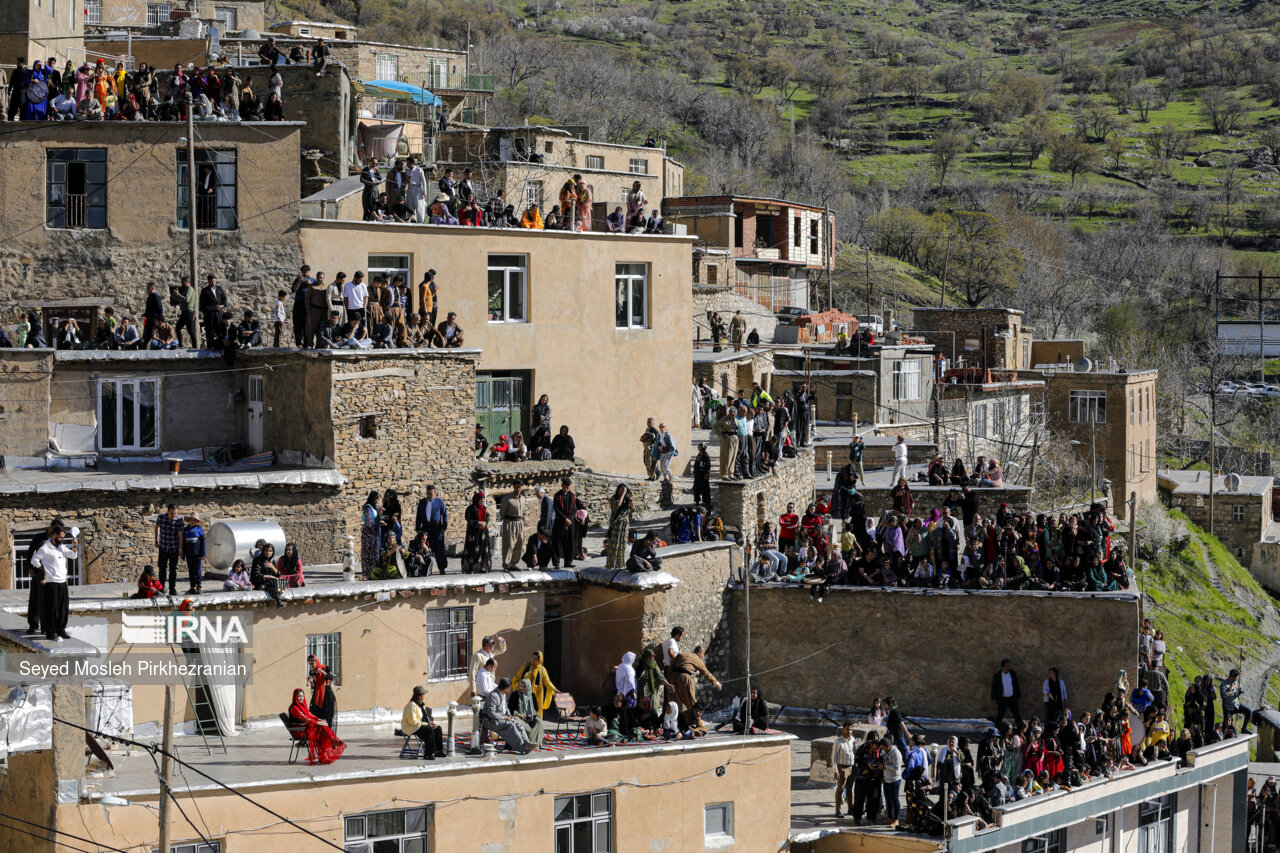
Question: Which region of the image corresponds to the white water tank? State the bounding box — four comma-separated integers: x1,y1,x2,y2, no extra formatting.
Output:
206,518,286,570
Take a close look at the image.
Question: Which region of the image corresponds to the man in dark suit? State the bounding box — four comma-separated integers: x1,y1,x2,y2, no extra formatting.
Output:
414,485,449,574
142,282,165,345
990,658,1021,726
198,275,227,349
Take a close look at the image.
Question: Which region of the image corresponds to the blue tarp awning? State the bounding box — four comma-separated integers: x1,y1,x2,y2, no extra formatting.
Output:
360,79,442,106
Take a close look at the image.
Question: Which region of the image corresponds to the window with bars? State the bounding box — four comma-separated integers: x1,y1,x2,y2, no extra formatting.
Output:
1138,795,1175,853
375,54,400,80
178,149,237,231
344,807,429,853
47,149,107,229
97,378,159,451
892,359,921,401
1068,390,1106,424
704,803,733,840
426,607,471,680
554,792,612,853
527,181,544,209
214,6,237,30
488,255,527,323
306,633,341,685
146,3,172,26
585,155,604,170
614,263,648,329
972,403,988,439
12,530,82,589
84,0,102,23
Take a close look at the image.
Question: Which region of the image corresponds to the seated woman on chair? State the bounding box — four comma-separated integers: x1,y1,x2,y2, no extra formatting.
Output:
286,688,346,765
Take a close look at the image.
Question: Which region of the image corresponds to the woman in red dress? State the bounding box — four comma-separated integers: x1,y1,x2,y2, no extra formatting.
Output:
1022,727,1046,777
287,688,346,765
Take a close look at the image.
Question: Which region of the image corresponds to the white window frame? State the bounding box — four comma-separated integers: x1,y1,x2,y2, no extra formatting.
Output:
96,377,160,452
615,262,649,330
554,791,613,853
305,632,341,685
1068,389,1107,424
426,606,471,680
297,25,311,37
527,180,544,209
367,254,411,302
1021,830,1065,853
892,359,921,401
1138,795,1175,853
12,529,82,589
972,403,988,439
487,255,528,324
84,0,102,23
375,53,400,81
372,98,398,121
157,842,220,853
705,802,734,841
585,155,604,170
214,6,237,30
343,807,429,853
628,157,648,174
146,2,172,26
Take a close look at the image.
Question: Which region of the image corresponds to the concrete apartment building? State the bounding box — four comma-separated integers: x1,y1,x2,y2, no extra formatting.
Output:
0,0,84,67
437,126,684,219
1043,368,1159,504
0,121,303,327
662,195,835,313
298,218,695,476
910,306,1035,370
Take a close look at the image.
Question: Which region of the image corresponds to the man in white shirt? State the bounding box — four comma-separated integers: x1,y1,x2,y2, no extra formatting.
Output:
343,271,369,329
990,658,1022,725
891,435,908,484
32,526,78,641
831,720,857,817
662,626,683,672
469,634,506,697
880,735,903,827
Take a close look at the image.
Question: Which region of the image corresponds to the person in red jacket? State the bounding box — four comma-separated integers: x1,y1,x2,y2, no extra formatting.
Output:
778,503,800,553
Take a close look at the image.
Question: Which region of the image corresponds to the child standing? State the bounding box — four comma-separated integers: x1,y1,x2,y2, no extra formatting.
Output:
182,515,206,595
272,289,287,347
15,315,29,348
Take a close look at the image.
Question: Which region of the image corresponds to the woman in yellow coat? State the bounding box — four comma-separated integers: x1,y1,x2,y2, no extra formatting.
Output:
513,651,558,717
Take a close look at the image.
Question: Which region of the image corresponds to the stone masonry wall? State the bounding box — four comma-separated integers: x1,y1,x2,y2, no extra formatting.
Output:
693,351,776,401
727,587,1139,719
854,485,1032,521
330,353,478,550
0,484,347,587
718,447,816,535
693,286,779,343
642,542,736,708
471,462,661,528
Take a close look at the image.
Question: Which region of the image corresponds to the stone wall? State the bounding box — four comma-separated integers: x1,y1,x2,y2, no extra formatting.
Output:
1167,488,1268,566
273,64,354,187
718,447,816,535
693,350,775,400
693,285,778,343
470,461,662,527
642,542,736,707
726,587,1140,719
1251,541,1280,593
853,484,1033,520
0,351,54,458
0,483,347,586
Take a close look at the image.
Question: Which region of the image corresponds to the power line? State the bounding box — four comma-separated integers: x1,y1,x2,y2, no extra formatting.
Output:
53,716,346,852
0,810,133,853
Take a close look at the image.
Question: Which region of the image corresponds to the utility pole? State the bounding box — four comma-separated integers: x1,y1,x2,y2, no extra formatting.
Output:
864,247,872,321
1128,490,1138,578
1214,269,1279,384
743,546,752,737
185,93,198,298
1027,430,1040,498
158,686,174,853
825,208,833,312
1089,405,1098,503
932,354,941,449
938,234,952,308
1210,293,1218,537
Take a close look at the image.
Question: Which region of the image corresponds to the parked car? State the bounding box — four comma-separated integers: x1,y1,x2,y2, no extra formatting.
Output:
1216,381,1241,395
856,314,884,334
775,306,807,325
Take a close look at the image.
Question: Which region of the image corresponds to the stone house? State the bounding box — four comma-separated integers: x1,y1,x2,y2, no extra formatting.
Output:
297,216,695,477
437,126,684,221
692,349,775,403
86,0,265,33
910,306,1035,371
0,347,479,586
1158,469,1275,565
937,371,1045,476
0,120,303,334
1042,367,1158,504
662,195,835,314
772,345,938,427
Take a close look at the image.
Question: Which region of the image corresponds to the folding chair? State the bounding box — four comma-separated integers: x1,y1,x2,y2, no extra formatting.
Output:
553,692,588,735
393,728,421,759
280,713,307,764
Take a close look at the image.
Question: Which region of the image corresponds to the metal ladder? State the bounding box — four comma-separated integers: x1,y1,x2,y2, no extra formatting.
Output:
155,601,227,756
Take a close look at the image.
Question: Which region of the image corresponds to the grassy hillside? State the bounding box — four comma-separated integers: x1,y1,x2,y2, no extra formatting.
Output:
1141,510,1280,735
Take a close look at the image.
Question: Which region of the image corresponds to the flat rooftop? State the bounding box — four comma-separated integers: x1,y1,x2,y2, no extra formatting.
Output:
1158,468,1275,497
0,461,345,496
84,720,792,799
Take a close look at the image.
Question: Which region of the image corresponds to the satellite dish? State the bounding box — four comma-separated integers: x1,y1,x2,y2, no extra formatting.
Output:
1224,472,1242,492
1073,357,1093,373
242,28,261,39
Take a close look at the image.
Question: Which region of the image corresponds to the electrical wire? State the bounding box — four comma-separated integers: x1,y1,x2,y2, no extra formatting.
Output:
53,716,347,852
0,811,133,853
0,818,100,853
